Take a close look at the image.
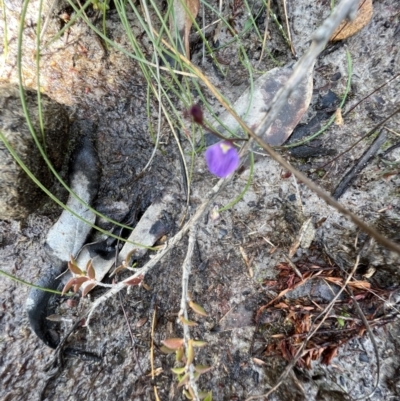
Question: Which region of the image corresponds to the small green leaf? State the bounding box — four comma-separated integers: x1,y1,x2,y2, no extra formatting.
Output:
176,346,184,362
194,365,212,374
177,373,190,388
182,389,193,399
192,340,207,348
180,316,198,326
198,391,211,400
189,301,208,317
171,367,186,375
204,391,213,401
160,345,175,354
186,340,195,366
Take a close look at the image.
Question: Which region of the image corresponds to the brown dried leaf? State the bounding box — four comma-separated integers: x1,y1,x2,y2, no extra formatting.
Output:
162,338,184,350
334,108,344,125
62,276,89,295
171,0,200,58
184,0,200,57
331,0,373,42
86,260,96,280
135,317,148,328
112,264,126,275
252,357,267,365
348,280,371,290
220,62,314,146
321,346,339,365
68,258,83,275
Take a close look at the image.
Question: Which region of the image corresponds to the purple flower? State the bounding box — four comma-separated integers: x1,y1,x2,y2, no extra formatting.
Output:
205,141,239,178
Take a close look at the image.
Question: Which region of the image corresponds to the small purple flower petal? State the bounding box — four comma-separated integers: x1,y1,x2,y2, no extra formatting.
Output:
205,141,240,178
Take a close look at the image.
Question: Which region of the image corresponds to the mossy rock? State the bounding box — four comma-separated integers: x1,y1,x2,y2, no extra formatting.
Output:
0,84,69,220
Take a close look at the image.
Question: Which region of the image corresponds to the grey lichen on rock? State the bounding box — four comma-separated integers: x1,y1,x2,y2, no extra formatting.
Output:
0,84,69,220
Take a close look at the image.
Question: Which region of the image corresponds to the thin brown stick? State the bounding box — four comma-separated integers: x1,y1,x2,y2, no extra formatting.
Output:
282,0,296,57
118,291,143,375
343,72,400,117
318,107,400,170
151,305,160,400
